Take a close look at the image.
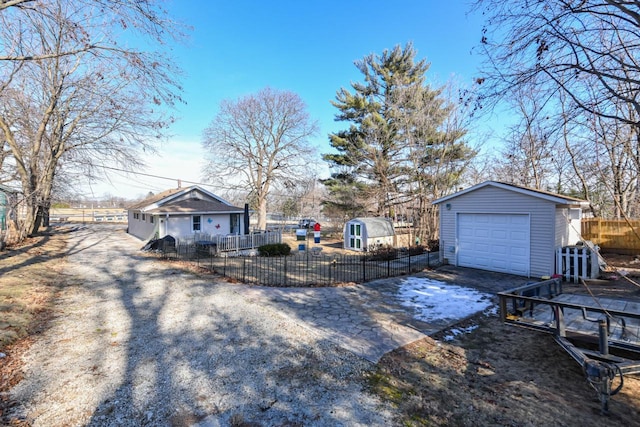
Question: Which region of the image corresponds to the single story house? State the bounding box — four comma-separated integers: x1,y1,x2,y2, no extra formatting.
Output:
432,181,589,278
344,217,395,252
127,185,246,241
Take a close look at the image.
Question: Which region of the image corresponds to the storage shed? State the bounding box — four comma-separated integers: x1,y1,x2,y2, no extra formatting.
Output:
344,217,395,252
432,181,589,278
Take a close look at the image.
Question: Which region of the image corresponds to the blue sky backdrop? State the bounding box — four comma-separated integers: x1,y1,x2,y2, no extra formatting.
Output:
90,1,494,199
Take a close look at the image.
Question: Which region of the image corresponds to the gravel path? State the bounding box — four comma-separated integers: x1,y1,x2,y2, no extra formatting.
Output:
8,225,394,426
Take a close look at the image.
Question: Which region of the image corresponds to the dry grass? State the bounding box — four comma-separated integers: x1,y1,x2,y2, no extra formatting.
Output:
0,232,69,348
0,229,72,424
368,313,640,426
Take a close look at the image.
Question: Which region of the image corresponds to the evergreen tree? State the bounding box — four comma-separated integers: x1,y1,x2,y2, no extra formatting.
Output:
323,43,429,217
323,43,475,240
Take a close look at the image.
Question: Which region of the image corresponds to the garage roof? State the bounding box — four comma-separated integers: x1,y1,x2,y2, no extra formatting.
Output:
432,181,589,207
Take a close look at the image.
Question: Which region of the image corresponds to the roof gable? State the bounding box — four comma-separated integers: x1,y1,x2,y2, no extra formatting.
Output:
432,181,588,206
128,186,241,212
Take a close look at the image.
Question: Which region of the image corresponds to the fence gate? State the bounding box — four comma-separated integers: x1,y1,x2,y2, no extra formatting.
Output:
556,244,599,283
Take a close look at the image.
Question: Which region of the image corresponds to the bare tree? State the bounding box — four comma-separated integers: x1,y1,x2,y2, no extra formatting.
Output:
473,0,640,220
0,0,183,60
473,1,640,129
202,88,319,231
492,87,558,189
0,0,183,237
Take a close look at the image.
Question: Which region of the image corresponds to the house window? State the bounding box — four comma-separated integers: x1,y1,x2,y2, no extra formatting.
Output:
142,214,146,221
150,216,154,224
192,215,201,232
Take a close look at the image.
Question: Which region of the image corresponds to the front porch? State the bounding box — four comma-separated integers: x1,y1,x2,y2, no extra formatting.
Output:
175,230,282,255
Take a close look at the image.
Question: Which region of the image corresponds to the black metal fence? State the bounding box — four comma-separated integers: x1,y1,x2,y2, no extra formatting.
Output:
163,246,438,286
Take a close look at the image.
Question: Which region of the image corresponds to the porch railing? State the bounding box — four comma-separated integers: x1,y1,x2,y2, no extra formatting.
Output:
176,230,282,253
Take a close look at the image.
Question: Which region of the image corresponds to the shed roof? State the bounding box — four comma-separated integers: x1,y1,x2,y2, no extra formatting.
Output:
348,217,395,237
432,181,588,206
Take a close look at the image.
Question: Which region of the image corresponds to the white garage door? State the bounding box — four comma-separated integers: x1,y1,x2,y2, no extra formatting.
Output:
457,213,530,276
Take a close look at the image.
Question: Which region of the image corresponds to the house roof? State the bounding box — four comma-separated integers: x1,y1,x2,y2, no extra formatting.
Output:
146,198,244,214
127,187,185,210
128,185,243,214
432,181,589,206
348,217,395,237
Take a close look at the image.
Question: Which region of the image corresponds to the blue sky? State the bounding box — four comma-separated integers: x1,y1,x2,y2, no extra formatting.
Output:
90,0,492,199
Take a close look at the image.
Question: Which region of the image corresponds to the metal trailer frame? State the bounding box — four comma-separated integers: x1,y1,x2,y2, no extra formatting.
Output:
498,278,640,414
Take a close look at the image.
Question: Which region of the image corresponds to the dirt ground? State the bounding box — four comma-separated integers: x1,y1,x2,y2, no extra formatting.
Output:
1,229,639,426
281,232,417,254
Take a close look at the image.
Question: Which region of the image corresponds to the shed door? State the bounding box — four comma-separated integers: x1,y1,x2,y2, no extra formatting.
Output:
348,223,362,250
457,213,530,276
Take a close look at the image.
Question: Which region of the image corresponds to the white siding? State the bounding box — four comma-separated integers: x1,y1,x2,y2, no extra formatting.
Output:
438,185,556,277
200,214,234,235
127,211,157,241
165,215,191,238
554,208,581,247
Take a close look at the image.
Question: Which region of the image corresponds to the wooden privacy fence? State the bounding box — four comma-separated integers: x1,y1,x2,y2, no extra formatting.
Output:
581,218,640,253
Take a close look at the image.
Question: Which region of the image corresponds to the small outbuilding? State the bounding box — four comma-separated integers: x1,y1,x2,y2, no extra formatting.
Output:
432,181,589,278
343,217,395,252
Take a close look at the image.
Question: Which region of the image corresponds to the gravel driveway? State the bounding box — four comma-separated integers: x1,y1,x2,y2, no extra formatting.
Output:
8,225,394,426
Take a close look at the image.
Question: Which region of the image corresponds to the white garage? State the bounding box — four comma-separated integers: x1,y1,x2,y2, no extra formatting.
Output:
433,181,589,278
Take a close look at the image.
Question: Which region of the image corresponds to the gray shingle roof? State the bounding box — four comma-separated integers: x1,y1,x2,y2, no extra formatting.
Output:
127,187,184,210
433,180,588,206
127,186,243,213
146,198,243,214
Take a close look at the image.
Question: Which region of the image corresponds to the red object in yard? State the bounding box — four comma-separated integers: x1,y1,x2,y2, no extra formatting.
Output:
313,222,321,232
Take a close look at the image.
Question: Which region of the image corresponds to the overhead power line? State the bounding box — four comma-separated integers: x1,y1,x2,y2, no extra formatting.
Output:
95,164,214,188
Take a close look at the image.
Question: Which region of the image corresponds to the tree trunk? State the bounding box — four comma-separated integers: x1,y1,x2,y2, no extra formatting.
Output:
257,196,268,231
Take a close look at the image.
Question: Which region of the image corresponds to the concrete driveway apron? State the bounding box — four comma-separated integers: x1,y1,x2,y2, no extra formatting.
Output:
240,276,439,363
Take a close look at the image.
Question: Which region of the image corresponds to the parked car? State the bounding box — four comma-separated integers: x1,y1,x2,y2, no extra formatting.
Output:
298,218,316,229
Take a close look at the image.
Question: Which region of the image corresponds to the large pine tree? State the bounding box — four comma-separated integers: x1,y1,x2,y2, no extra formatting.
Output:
323,43,474,240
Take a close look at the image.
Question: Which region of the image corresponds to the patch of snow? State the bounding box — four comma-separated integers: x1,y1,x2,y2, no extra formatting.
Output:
398,276,493,323
483,305,499,317
443,324,479,341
